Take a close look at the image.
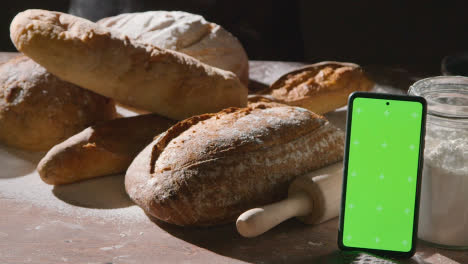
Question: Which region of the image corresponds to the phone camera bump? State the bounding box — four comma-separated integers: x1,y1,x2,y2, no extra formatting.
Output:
386,102,390,106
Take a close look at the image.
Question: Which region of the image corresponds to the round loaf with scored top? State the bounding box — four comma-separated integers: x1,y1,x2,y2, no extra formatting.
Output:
125,103,345,226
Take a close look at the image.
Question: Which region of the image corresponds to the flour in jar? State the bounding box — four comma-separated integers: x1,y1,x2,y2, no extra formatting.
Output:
418,124,468,247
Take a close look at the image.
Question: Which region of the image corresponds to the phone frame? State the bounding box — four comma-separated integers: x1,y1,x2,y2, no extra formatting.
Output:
338,92,427,258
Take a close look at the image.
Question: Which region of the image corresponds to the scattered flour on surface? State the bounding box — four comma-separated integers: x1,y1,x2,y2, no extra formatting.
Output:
0,106,148,223
0,144,147,223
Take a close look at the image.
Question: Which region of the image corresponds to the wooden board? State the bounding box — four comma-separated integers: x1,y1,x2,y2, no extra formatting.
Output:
1,52,467,264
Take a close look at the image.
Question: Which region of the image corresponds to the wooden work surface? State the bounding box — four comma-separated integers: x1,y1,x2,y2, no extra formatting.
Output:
1,52,467,264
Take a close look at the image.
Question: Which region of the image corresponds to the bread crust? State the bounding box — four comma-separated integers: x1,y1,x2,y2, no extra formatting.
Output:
258,61,374,114
97,11,249,86
125,103,344,226
38,114,176,185
0,55,116,151
10,9,248,120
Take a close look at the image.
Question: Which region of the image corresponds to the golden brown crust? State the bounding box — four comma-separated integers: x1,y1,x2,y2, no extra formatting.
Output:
37,114,176,185
0,55,116,151
247,94,286,108
10,9,248,120
97,11,250,86
258,61,374,114
125,103,345,226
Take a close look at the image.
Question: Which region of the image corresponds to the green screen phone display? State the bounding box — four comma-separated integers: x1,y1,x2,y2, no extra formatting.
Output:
340,94,425,254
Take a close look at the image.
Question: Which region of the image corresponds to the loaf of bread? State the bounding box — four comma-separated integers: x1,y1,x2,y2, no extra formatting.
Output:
125,103,345,226
98,11,249,85
10,9,247,120
38,114,176,185
0,55,116,151
256,61,374,114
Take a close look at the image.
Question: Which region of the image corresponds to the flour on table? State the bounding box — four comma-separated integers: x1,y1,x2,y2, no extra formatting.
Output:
0,106,147,223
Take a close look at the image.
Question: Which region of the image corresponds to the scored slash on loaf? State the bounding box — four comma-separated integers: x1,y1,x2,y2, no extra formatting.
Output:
252,61,374,115
125,102,345,226
10,9,248,120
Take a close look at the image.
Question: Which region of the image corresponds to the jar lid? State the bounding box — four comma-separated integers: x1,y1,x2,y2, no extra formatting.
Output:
409,76,468,119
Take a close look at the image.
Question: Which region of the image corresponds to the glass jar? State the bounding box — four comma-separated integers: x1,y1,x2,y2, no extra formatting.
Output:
408,76,468,249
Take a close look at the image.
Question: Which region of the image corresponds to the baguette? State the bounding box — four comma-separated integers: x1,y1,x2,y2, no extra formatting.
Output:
257,61,374,114
38,114,175,185
125,103,344,226
10,9,248,120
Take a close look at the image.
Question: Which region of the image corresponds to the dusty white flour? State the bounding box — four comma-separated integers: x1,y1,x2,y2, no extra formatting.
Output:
0,106,147,223
418,124,468,246
0,144,147,223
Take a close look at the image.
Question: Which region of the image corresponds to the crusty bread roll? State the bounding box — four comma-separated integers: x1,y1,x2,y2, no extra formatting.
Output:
125,103,344,226
98,11,249,86
10,9,247,120
256,61,374,114
0,55,116,151
38,114,176,185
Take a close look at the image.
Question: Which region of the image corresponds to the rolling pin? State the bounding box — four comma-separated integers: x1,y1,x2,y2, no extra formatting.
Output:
236,162,343,237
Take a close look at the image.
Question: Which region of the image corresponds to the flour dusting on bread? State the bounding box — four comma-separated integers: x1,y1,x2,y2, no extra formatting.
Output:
125,103,344,226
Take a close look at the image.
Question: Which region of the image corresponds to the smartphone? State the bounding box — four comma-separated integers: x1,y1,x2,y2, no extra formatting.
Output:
338,92,426,258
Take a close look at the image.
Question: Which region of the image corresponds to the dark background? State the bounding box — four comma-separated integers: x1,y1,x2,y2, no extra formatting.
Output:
2,0,467,73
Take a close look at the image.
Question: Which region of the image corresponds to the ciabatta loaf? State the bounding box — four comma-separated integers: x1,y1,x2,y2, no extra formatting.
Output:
10,9,247,120
125,103,344,226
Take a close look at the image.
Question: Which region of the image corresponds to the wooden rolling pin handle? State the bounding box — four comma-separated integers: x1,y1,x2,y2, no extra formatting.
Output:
236,163,343,238
236,191,313,238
